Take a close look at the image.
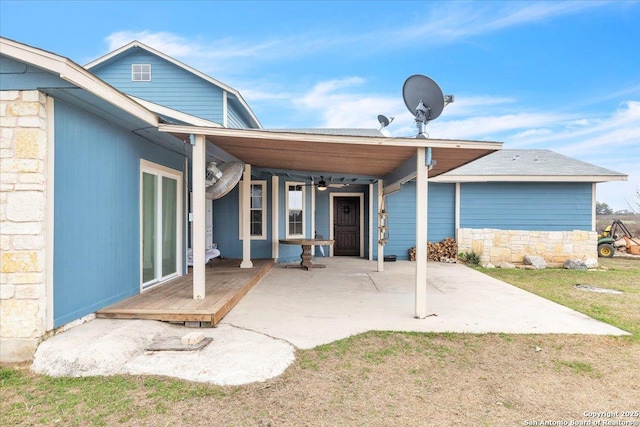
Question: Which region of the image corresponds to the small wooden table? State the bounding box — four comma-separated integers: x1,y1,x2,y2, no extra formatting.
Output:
279,238,335,270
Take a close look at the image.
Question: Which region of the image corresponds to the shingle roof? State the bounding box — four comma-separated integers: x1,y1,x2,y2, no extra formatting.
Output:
435,149,627,181
262,128,384,137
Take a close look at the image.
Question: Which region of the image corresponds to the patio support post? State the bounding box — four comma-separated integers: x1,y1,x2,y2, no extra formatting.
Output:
415,147,428,318
591,183,597,231
272,175,279,261
240,163,253,268
368,183,374,261
455,182,461,242
192,134,207,299
377,179,384,272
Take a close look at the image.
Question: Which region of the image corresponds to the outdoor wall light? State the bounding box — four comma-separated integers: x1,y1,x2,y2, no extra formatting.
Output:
317,179,327,191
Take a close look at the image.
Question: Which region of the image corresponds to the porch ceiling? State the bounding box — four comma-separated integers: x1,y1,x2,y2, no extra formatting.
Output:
159,125,502,179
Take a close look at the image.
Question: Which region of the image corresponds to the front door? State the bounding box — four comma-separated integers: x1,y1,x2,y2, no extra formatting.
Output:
334,197,360,256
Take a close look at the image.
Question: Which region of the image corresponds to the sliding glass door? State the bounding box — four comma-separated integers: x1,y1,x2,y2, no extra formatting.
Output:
141,161,182,290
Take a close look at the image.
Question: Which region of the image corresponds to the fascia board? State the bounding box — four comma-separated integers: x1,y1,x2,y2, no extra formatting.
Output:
1,37,158,126
128,95,222,127
430,175,629,183
158,124,503,150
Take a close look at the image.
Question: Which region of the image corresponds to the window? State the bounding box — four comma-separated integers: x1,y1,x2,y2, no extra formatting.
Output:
239,181,267,239
132,64,151,81
140,160,182,290
286,182,305,237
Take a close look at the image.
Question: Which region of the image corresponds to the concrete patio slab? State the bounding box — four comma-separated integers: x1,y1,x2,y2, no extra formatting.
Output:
31,320,295,385
222,258,628,349
31,258,628,385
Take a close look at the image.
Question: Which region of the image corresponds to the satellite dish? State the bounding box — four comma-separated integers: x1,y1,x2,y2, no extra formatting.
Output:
206,161,244,200
403,75,445,120
377,114,395,130
402,74,451,138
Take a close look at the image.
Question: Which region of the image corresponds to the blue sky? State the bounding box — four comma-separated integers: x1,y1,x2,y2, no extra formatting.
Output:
2,0,638,211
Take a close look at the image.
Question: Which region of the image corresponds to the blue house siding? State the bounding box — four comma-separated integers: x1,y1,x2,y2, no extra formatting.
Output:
53,100,185,327
315,190,331,250
212,179,273,260
0,55,70,89
227,101,254,129
90,50,225,124
384,182,456,260
427,183,456,242
460,182,592,231
385,184,415,260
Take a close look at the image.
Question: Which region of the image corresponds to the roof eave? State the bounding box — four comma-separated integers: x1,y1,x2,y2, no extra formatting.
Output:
431,174,628,183
128,95,222,127
1,37,158,126
158,124,504,149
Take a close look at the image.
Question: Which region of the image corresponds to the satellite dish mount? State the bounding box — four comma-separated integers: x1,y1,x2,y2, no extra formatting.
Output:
402,74,454,138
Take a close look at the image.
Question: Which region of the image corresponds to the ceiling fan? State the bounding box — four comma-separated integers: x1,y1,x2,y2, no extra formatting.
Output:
304,176,350,191
304,176,328,191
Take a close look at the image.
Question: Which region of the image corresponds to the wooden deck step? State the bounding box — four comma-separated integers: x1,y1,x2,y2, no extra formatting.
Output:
96,259,273,325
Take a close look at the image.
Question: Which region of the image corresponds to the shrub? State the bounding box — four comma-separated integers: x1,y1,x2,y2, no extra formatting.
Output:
459,251,481,266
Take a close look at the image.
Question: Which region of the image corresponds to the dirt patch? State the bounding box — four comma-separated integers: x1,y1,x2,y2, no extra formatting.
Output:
574,284,624,294
3,333,639,426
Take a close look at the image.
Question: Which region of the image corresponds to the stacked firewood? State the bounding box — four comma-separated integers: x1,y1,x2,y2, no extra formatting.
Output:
409,237,458,262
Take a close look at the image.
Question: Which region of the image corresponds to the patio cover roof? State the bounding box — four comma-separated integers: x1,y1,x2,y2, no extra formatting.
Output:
160,124,502,318
158,124,502,183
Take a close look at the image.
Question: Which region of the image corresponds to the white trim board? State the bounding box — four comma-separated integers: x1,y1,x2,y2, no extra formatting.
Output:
45,95,55,331
139,159,184,292
0,37,158,126
430,175,628,183
128,96,222,128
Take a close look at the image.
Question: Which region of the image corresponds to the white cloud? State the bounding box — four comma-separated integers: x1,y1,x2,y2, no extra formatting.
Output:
102,30,307,78
428,111,575,141
511,128,554,139
387,1,610,46
100,2,617,74
106,31,289,61
292,77,405,128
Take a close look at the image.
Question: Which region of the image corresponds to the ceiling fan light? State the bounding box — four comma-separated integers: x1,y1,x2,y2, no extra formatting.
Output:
317,180,327,191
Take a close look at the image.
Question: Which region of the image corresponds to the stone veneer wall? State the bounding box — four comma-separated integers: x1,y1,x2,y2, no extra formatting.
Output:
457,228,597,265
0,90,49,362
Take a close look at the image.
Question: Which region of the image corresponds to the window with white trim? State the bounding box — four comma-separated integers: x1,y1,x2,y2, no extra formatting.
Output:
286,182,305,237
239,181,267,239
132,64,151,81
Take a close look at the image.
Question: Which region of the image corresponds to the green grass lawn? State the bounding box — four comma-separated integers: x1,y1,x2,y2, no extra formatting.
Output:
2,257,638,426
479,257,640,340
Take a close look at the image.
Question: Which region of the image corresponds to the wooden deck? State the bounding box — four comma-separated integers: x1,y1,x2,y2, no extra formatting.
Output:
96,258,274,325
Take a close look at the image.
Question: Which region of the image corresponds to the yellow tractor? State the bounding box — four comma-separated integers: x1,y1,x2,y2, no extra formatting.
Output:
597,220,640,257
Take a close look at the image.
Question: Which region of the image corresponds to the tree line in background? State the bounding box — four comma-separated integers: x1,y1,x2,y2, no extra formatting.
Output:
597,187,640,215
